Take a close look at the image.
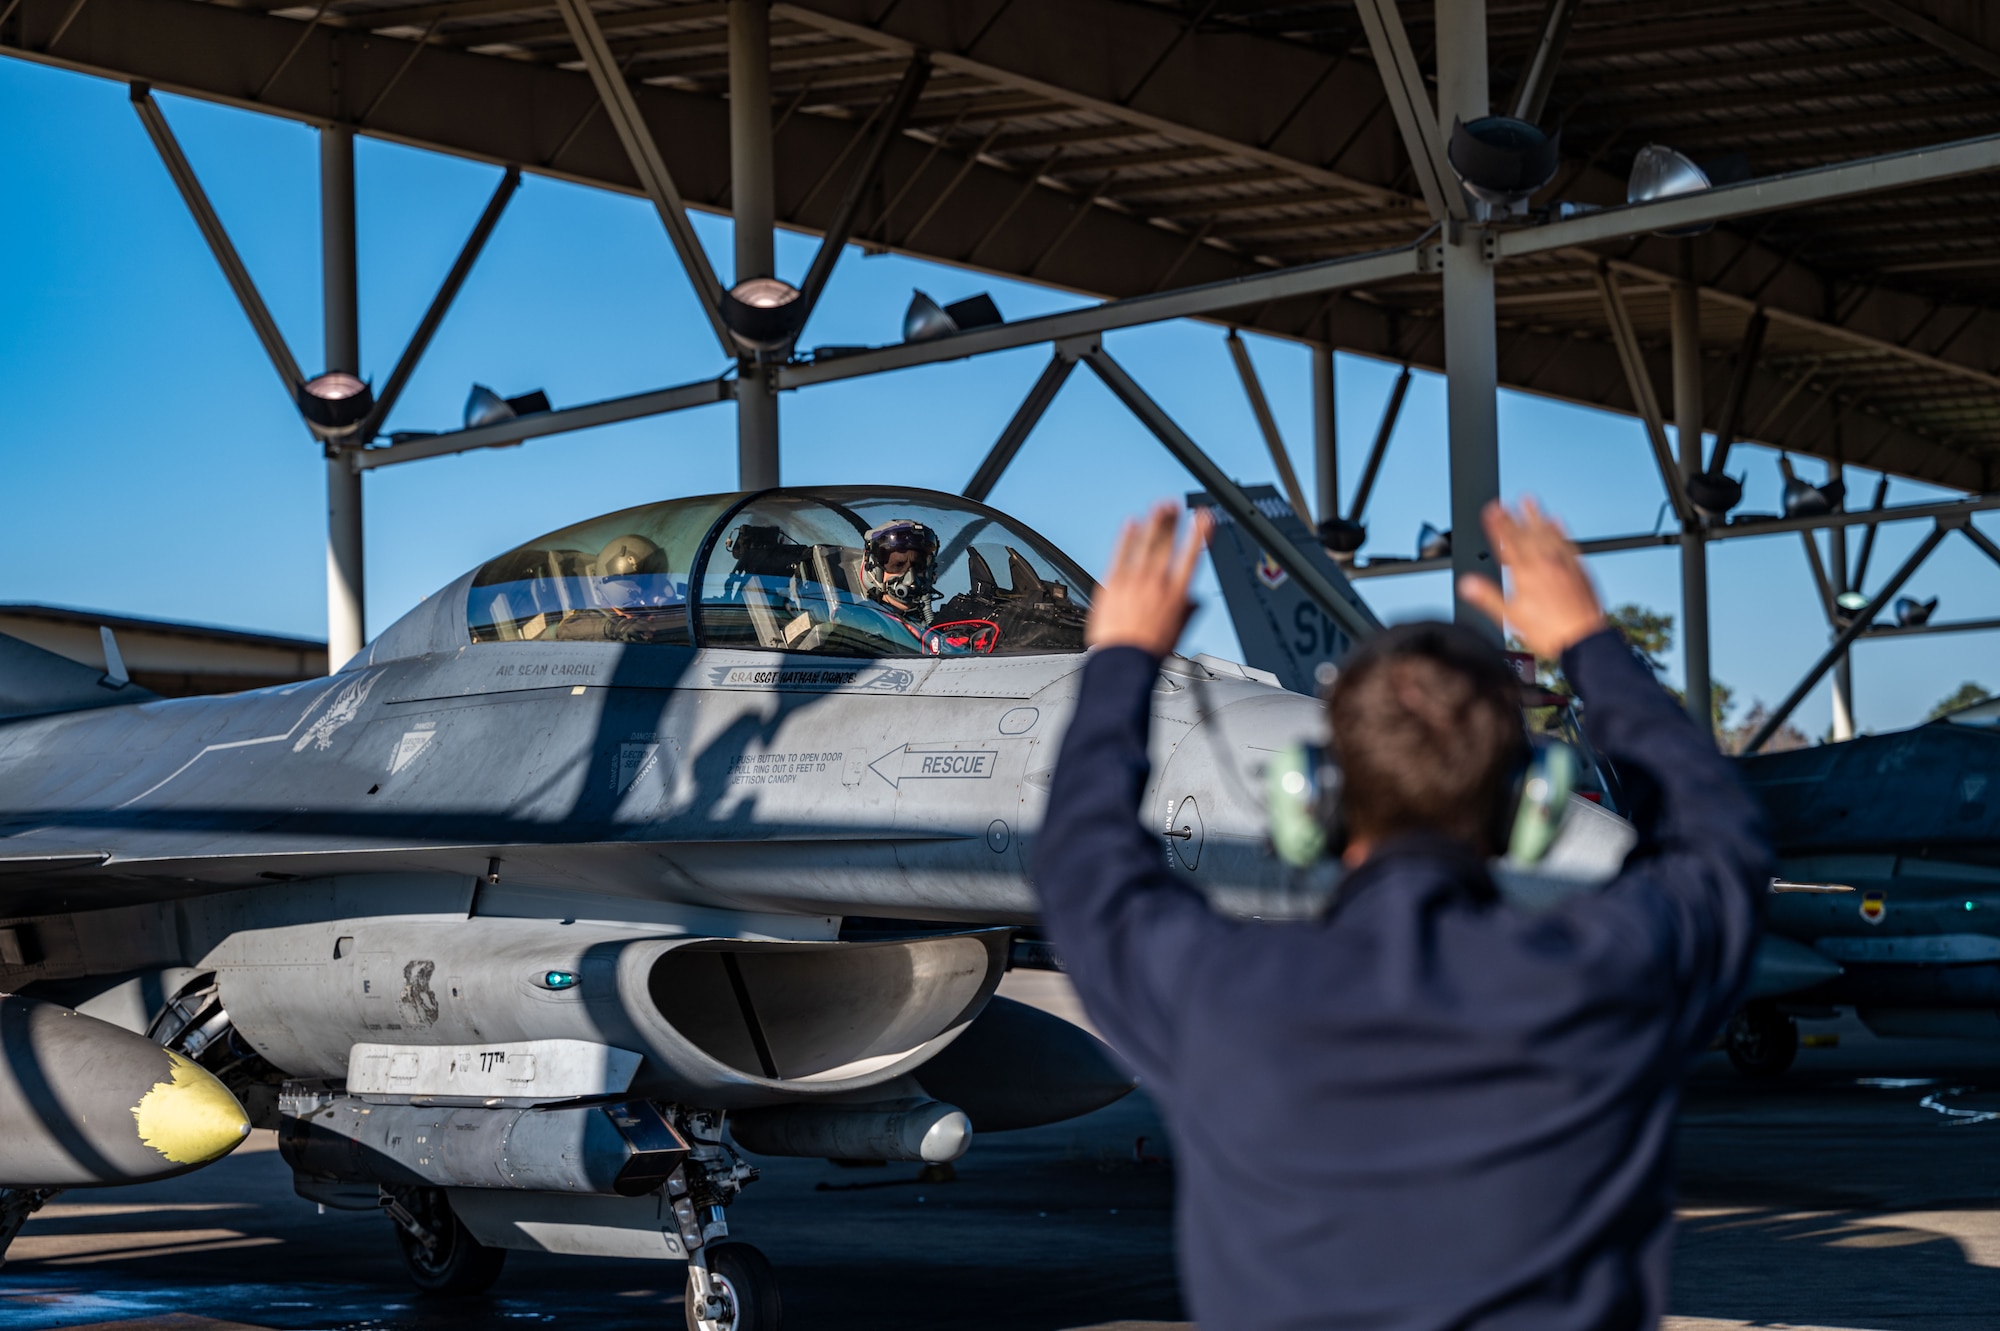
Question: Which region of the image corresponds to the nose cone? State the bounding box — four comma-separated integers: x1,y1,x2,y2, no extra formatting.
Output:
1156,687,1330,915
132,1050,253,1168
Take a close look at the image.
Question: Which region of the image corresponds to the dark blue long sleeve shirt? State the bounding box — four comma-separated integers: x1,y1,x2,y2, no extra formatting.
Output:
1033,629,1769,1331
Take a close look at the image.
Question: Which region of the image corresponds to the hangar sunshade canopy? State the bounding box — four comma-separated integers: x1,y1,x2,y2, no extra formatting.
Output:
12,0,2000,485
11,0,2000,744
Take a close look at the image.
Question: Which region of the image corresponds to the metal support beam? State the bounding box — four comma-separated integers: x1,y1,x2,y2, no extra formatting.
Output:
1596,267,1694,524
796,54,931,322
729,0,775,284
555,0,731,355
355,376,735,469
129,84,303,393
1225,330,1311,524
779,240,1431,389
1860,615,2000,640
362,166,519,439
963,345,1079,502
1497,127,2000,259
1344,491,2000,578
729,0,779,488
1671,252,1711,730
1745,520,1952,753
1706,310,1766,478
1437,0,1499,634
321,125,365,672
1508,0,1580,125
1350,365,1410,524
1961,520,2000,572
1080,347,1377,644
1796,524,1838,621
1853,474,1891,590
1311,344,1337,525
1826,459,1855,741
1352,0,1463,220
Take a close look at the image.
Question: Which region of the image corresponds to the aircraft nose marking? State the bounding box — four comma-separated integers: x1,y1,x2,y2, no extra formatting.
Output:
869,744,999,788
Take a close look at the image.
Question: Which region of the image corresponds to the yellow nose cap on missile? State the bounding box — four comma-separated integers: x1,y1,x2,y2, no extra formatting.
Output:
130,1051,251,1166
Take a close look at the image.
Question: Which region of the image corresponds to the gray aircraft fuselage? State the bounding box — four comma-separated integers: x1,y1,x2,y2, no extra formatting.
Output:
0,633,1304,923
1740,719,2000,1034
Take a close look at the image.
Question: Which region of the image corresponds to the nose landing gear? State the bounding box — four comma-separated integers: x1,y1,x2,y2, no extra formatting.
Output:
688,1242,781,1331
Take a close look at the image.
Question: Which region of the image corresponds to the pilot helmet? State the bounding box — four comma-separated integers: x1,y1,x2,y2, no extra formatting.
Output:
862,520,940,610
597,534,666,578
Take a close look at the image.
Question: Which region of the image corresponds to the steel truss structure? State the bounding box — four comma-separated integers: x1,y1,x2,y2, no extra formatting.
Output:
12,0,2000,749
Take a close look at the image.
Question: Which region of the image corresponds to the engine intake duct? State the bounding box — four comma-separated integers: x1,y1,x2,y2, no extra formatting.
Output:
280,1089,687,1197
729,1096,970,1163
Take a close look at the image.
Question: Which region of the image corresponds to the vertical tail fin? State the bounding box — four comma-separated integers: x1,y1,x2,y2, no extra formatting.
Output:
1188,486,1381,695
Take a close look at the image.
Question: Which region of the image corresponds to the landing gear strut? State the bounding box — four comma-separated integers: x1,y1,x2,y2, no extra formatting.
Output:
1726,1002,1799,1077
679,1111,779,1331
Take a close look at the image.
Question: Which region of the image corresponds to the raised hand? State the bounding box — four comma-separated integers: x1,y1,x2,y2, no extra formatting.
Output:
1457,497,1604,660
1086,502,1214,658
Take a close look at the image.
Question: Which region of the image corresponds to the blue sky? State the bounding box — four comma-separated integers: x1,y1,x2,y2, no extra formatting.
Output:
4,57,1996,735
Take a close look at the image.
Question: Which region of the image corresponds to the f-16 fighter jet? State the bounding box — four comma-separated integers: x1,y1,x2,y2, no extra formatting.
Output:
0,485,1338,1328
1727,699,2000,1075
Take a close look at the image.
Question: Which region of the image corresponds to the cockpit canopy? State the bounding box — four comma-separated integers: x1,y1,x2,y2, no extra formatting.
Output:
466,487,1094,659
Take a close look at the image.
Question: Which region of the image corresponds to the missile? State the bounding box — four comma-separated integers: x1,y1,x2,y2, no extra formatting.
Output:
0,996,250,1187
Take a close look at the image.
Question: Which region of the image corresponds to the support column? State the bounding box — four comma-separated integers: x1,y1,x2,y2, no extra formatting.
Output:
1436,0,1501,634
321,124,366,670
1827,457,1855,740
730,0,779,489
1671,248,1711,733
1312,344,1338,524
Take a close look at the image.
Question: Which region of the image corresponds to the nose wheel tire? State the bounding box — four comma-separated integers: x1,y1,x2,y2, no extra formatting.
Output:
389,1187,507,1295
687,1242,781,1331
1726,1003,1799,1077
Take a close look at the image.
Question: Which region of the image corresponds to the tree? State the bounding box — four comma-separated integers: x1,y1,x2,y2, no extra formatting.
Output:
1606,603,1674,677
1601,604,1736,734
1928,681,1992,721
1720,703,1811,755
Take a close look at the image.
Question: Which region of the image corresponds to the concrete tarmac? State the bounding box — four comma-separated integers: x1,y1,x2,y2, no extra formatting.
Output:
8,1000,2000,1330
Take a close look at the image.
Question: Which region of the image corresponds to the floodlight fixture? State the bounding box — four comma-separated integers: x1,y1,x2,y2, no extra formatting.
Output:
1418,522,1452,561
1895,595,1938,628
1627,144,1713,236
298,371,375,434
464,384,552,430
720,276,807,354
1684,471,1744,518
1835,590,1871,614
1317,516,1367,556
1447,116,1560,214
1781,474,1845,519
902,290,1006,344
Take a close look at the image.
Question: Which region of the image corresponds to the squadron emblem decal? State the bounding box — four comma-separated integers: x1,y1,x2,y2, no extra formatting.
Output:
1861,890,1887,925
1255,553,1288,590
294,672,379,752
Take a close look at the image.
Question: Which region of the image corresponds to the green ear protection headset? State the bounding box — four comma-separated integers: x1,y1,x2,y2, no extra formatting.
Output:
1264,739,1577,869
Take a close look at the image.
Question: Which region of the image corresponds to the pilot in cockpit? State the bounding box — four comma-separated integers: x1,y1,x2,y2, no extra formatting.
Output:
860,520,940,627
594,533,675,609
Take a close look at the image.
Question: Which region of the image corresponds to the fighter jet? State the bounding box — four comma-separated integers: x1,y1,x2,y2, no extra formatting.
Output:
0,484,1333,1325
1726,702,2000,1075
